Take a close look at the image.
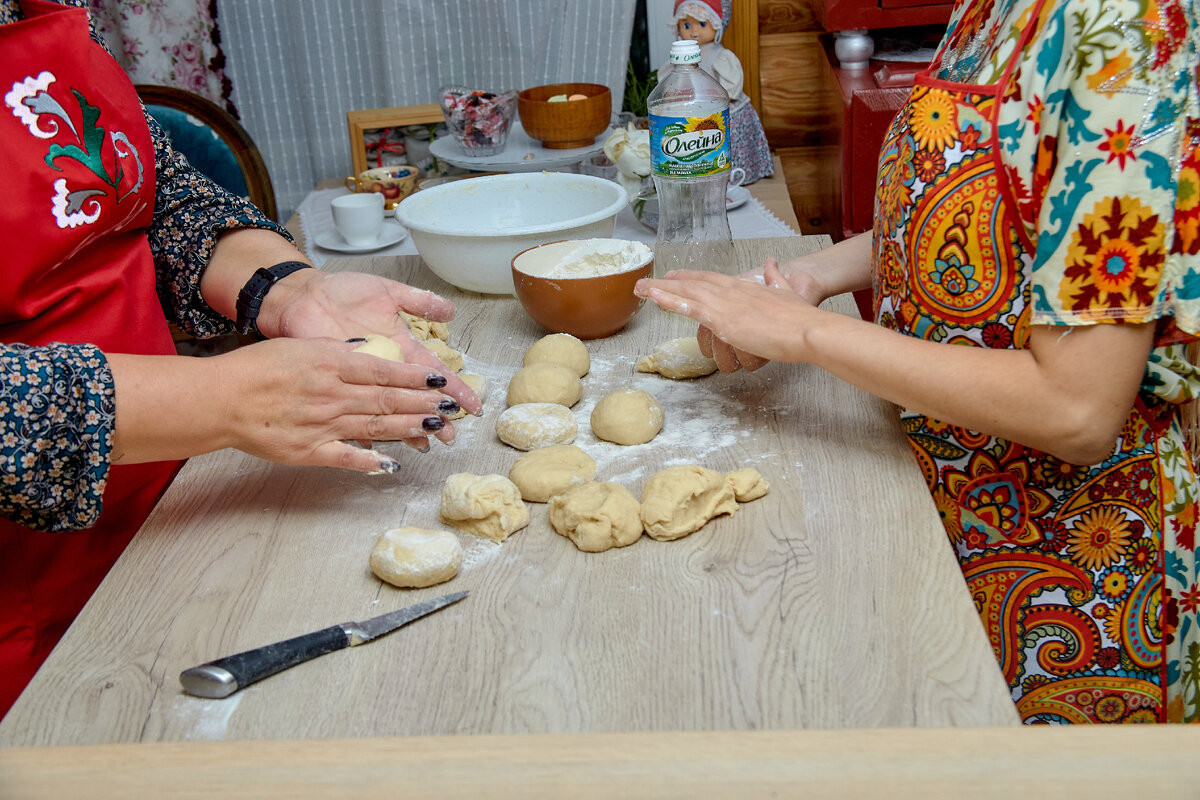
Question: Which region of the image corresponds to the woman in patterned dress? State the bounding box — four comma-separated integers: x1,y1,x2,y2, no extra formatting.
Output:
637,0,1200,723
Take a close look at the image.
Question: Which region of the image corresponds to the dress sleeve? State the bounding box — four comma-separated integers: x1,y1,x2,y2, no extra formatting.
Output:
1015,0,1200,334
709,48,745,103
0,343,114,532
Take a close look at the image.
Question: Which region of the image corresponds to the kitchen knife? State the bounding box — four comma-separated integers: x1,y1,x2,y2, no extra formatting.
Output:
179,590,468,699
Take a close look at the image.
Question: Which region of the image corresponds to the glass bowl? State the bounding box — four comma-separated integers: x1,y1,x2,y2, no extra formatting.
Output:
439,85,518,157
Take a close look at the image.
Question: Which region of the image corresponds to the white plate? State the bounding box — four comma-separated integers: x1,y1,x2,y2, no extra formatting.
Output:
726,184,750,210
314,220,408,253
429,121,610,172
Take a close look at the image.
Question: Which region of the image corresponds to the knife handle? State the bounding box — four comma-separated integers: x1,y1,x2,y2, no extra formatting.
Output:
179,624,349,699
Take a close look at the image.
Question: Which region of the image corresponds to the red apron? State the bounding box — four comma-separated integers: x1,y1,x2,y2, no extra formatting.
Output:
0,0,181,716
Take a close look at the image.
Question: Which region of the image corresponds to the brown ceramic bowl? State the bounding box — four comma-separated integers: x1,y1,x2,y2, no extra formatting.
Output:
517,83,612,149
511,239,654,339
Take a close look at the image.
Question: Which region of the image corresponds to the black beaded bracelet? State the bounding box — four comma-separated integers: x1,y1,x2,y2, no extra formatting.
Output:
234,261,313,336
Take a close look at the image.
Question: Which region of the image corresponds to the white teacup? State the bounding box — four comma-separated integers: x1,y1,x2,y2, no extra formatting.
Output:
728,166,746,187
331,193,384,247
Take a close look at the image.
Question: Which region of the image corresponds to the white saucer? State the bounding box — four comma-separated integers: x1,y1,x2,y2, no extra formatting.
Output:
315,220,408,253
726,184,750,210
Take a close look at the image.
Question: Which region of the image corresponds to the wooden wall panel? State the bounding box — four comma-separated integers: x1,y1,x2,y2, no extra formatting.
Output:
758,31,839,147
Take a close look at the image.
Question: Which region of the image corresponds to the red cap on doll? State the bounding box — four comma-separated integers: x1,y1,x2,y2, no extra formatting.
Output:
672,0,723,29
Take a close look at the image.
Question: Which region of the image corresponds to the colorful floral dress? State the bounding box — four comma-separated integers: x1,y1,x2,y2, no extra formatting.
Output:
872,0,1200,722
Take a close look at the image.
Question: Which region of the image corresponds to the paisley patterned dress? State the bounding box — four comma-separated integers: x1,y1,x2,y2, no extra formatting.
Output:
872,0,1200,722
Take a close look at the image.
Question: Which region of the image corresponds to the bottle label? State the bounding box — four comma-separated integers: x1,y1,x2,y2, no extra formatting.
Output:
649,108,731,178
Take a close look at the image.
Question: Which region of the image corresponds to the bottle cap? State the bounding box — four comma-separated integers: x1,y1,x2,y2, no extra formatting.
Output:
669,39,702,65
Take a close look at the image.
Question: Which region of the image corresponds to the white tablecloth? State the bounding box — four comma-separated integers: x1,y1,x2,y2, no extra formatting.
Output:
297,186,798,269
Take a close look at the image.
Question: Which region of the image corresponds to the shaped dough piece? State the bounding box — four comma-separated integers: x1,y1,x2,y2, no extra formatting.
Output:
726,467,769,502
352,334,404,361
508,444,597,502
401,311,449,342
448,373,487,420
640,464,738,541
636,336,718,379
590,388,664,445
496,402,577,450
369,526,462,588
506,362,582,407
439,473,530,542
523,332,590,377
549,481,643,552
423,338,464,372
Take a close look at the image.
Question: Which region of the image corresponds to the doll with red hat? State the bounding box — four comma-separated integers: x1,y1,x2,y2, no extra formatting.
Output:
658,0,773,184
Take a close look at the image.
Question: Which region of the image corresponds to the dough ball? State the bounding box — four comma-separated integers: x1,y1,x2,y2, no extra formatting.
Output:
640,464,738,541
496,403,577,450
447,373,487,421
726,467,769,502
352,334,404,361
401,311,449,342
508,444,597,502
369,526,462,588
636,336,718,379
423,338,464,372
523,332,590,377
506,362,582,408
549,481,643,553
439,473,529,542
590,388,664,446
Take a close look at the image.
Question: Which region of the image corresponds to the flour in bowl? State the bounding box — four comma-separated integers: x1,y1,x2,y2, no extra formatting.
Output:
541,238,653,278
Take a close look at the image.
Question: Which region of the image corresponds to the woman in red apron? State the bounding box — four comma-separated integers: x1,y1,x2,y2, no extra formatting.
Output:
636,0,1199,722
0,0,479,717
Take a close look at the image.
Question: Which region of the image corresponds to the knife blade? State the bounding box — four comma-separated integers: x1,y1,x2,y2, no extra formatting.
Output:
179,590,468,699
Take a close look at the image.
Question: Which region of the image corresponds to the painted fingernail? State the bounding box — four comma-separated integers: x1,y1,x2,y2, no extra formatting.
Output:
369,458,401,475
345,337,367,343
422,416,445,432
437,399,460,415
426,374,448,388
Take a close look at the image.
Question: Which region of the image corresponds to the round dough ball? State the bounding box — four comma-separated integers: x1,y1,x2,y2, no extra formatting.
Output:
352,334,404,361
523,333,590,377
439,473,529,542
423,338,464,372
369,526,462,588
640,464,738,541
636,336,717,379
506,362,582,408
590,388,664,446
508,444,597,502
447,373,487,420
549,481,643,553
401,311,449,342
497,402,577,450
726,467,769,502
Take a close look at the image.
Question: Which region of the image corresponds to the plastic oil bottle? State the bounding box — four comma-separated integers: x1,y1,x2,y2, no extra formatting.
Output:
647,38,735,275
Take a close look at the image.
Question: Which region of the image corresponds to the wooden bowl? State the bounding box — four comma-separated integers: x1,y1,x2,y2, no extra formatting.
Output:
518,83,612,150
511,239,653,339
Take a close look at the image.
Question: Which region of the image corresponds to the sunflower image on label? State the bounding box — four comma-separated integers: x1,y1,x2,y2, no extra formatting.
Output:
649,108,731,178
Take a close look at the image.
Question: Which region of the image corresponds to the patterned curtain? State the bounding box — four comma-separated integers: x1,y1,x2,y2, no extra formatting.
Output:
87,0,235,113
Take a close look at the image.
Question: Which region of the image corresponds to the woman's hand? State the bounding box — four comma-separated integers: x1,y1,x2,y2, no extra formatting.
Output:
258,270,482,416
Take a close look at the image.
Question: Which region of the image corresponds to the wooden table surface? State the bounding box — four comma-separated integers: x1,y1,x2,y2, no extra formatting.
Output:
0,236,1018,747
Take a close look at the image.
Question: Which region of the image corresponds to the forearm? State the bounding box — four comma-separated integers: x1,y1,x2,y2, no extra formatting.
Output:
198,228,316,337
785,231,873,301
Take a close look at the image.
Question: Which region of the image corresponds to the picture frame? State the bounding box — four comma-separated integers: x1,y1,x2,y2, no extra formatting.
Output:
346,103,444,176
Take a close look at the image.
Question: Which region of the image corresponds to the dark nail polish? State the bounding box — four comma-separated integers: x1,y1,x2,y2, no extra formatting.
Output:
422,416,445,432
426,374,448,388
345,337,367,343
437,399,460,415
371,458,401,474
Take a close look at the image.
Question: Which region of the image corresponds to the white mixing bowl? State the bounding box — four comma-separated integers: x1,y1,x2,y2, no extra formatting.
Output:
394,172,628,294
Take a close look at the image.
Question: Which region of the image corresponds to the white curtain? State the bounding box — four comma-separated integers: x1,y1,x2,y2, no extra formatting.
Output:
221,0,637,221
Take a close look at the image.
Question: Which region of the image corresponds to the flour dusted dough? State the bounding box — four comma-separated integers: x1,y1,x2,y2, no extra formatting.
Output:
726,467,769,502
352,334,405,361
508,444,597,502
369,526,462,588
506,362,582,407
523,332,590,377
439,473,529,542
640,464,738,541
423,338,464,372
496,402,577,450
636,336,718,379
401,311,450,342
549,481,643,553
448,373,487,420
590,388,664,445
